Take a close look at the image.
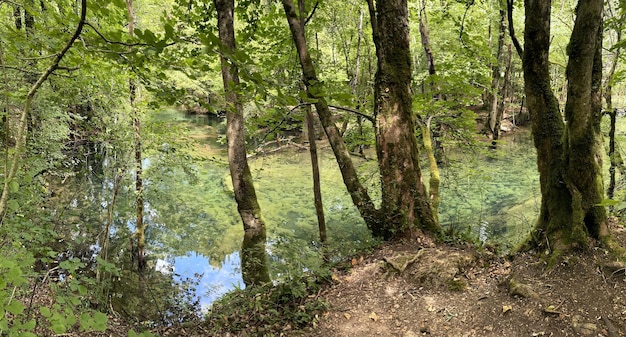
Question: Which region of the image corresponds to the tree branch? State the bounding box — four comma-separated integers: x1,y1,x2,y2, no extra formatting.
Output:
304,1,318,25
85,22,149,47
328,104,374,123
507,0,523,58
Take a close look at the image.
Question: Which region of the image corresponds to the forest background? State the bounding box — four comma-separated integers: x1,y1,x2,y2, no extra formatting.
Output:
0,0,625,336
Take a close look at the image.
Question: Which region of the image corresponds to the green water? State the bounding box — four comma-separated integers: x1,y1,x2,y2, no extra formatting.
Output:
51,110,543,309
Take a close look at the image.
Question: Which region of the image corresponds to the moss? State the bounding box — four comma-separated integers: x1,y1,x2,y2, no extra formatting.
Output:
447,277,467,292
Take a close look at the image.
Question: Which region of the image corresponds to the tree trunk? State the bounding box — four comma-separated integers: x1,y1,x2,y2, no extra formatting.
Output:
420,117,440,222
369,0,439,238
125,0,146,273
297,0,327,254
282,0,380,235
522,0,613,259
604,8,624,201
418,0,437,91
492,43,512,147
215,0,270,286
485,0,507,138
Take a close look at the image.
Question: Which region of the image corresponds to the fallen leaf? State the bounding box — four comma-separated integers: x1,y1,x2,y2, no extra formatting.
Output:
351,258,358,266
331,274,340,282
502,305,512,314
544,305,561,314
369,312,379,321
344,313,351,320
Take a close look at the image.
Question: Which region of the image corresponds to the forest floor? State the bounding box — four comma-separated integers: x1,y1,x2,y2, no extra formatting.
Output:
73,218,626,337
297,219,626,337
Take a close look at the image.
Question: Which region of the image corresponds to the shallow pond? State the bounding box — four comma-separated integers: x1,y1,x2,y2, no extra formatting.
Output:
54,110,546,310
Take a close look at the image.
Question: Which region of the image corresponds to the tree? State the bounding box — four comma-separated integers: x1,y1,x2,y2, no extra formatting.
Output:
214,0,271,286
283,0,440,240
521,0,617,259
281,0,380,236
0,0,88,221
368,0,439,238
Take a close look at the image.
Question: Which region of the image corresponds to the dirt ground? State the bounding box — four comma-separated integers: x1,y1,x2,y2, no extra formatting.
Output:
32,219,626,337
301,222,626,337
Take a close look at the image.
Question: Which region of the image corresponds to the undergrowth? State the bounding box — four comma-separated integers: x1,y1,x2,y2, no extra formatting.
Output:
204,272,330,336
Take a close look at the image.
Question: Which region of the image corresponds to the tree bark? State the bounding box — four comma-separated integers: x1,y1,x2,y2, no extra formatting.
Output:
370,0,439,238
522,0,613,259
215,0,270,286
297,0,327,253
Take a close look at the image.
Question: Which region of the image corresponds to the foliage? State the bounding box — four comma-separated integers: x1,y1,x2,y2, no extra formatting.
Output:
204,272,330,336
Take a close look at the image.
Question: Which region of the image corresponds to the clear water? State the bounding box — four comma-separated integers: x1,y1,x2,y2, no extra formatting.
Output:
52,110,543,311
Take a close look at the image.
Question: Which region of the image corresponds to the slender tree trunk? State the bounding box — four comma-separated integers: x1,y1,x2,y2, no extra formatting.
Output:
420,117,440,222
485,0,506,138
215,0,270,286
305,106,327,247
282,0,380,235
369,0,439,238
604,10,624,201
417,1,445,164
418,0,437,91
521,0,613,259
297,0,327,252
125,0,146,273
492,43,512,147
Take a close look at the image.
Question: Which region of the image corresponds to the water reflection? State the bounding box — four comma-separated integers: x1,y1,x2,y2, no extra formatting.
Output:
162,252,243,312
49,110,542,309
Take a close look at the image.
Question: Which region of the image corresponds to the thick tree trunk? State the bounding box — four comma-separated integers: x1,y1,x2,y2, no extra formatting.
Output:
562,0,608,241
282,0,380,235
370,0,439,238
522,0,612,258
215,0,270,286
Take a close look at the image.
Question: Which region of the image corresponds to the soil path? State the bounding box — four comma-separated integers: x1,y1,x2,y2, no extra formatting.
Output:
304,228,626,337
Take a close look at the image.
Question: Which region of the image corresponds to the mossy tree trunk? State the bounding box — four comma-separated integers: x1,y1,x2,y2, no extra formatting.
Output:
369,0,439,239
522,0,612,258
215,0,270,286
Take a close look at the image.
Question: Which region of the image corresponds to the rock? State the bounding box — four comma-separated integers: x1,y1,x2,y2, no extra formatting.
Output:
508,275,540,300
572,315,599,335
393,248,474,288
383,251,422,272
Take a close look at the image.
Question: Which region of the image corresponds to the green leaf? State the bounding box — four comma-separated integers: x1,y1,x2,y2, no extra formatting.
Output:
164,24,174,39
7,199,19,211
6,300,24,315
51,324,67,334
93,311,108,331
40,306,52,318
79,313,93,331
9,181,19,193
